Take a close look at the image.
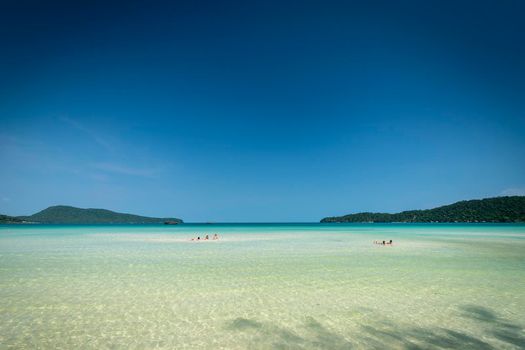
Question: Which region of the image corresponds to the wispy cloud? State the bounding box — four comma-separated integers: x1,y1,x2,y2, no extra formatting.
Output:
88,173,111,182
60,116,115,152
500,187,525,196
2,121,167,183
91,162,160,178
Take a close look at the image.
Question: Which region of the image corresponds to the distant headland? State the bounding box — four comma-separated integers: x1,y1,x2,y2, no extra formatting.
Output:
2,197,525,225
0,205,183,224
321,196,525,223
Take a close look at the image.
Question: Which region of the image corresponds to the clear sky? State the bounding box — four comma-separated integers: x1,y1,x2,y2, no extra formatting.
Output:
1,0,524,222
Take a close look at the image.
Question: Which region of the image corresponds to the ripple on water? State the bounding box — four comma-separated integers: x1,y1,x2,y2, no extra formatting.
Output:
0,224,524,349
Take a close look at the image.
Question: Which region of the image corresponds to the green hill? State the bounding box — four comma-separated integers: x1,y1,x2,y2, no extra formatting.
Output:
321,196,525,223
0,214,25,224
13,205,183,224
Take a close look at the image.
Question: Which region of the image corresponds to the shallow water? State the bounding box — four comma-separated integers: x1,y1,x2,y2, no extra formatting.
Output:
1,223,524,349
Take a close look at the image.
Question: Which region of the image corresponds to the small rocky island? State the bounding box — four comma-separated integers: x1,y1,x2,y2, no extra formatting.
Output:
164,221,180,225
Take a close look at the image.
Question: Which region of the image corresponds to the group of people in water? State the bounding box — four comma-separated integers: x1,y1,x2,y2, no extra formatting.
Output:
374,240,393,245
191,234,219,241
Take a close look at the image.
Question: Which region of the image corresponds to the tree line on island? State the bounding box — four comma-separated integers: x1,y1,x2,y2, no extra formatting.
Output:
1,196,524,224
0,205,183,224
320,196,525,223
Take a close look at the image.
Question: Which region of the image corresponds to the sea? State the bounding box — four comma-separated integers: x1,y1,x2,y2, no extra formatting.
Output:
1,223,524,349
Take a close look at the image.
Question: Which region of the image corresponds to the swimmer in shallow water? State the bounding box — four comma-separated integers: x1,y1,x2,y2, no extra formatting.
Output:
213,234,219,240
373,240,393,245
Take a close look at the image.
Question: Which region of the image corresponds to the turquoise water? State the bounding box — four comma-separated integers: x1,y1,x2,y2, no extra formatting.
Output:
1,223,524,349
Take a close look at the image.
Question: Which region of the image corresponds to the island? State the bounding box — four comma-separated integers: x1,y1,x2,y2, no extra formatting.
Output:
320,196,525,223
1,205,183,224
0,214,26,224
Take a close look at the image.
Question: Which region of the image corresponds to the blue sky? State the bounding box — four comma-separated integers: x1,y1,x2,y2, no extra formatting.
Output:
1,0,524,222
